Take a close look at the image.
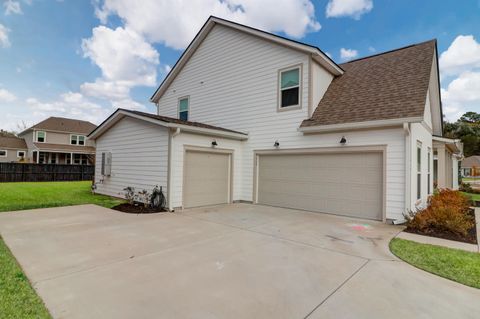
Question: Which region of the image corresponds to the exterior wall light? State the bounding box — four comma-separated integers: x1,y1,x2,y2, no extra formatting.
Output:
211,140,218,147
274,140,280,148
340,136,347,145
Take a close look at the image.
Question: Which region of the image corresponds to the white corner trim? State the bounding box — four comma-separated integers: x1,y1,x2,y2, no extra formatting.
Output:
298,117,424,133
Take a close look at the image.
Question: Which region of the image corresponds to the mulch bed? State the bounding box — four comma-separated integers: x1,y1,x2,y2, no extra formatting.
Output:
404,211,478,245
112,203,167,214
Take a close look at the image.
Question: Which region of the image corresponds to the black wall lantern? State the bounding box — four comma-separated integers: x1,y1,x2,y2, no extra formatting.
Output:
211,140,218,147
340,136,347,145
274,140,280,148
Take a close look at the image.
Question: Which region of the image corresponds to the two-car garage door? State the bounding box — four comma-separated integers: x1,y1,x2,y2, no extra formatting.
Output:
256,152,383,220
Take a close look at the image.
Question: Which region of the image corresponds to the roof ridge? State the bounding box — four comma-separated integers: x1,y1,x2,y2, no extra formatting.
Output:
340,39,437,65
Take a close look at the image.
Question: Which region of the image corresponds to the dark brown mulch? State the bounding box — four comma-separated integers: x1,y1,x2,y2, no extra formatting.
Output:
404,212,478,245
112,203,167,214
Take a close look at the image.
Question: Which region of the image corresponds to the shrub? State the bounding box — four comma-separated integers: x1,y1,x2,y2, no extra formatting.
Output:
405,189,474,237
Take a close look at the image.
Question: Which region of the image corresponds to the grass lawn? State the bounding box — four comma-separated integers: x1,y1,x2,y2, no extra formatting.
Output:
0,181,124,212
0,181,124,318
390,238,480,289
0,236,51,318
462,192,480,201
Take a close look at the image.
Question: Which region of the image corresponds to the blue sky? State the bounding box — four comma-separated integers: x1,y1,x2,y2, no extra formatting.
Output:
0,0,479,131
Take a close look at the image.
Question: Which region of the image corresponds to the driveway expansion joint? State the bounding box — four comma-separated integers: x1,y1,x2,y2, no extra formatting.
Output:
303,259,370,319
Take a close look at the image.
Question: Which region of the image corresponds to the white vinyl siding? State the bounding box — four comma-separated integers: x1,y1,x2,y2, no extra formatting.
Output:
409,123,433,210
170,132,243,209
156,24,407,220
94,117,169,201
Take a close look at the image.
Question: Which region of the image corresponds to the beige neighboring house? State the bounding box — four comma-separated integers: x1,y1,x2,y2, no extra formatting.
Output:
461,155,480,177
0,136,28,163
89,16,463,223
15,117,97,165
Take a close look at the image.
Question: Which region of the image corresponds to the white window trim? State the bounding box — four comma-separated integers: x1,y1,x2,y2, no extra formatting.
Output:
70,134,86,146
17,150,25,158
427,147,431,195
0,149,7,157
178,96,190,121
35,130,46,143
416,141,422,200
278,64,302,112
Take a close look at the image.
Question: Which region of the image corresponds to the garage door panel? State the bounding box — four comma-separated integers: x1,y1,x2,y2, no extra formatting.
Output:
257,152,383,220
184,151,230,208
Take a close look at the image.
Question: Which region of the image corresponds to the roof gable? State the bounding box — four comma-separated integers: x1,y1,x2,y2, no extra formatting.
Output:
0,136,27,149
21,117,97,135
150,16,343,103
301,40,438,128
89,109,248,140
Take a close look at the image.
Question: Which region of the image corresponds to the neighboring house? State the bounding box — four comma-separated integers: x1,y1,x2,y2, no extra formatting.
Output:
16,117,97,165
461,156,480,177
89,16,462,223
0,136,28,163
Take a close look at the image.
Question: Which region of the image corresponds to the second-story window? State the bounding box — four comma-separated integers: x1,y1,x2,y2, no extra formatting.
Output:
71,135,86,145
279,66,301,109
36,131,46,143
178,97,189,121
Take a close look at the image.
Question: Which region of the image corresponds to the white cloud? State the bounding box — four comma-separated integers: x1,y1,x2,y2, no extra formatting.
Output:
326,0,373,20
4,0,22,15
82,26,159,88
368,46,376,53
340,48,358,61
441,71,480,121
25,93,112,124
80,80,130,101
0,24,11,48
95,0,321,50
439,35,480,77
80,25,158,108
0,88,16,102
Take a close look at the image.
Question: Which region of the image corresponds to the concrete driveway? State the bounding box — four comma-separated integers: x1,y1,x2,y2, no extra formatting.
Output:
0,204,479,319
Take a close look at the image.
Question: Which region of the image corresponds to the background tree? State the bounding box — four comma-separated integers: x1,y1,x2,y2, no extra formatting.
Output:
444,111,480,157
0,129,17,137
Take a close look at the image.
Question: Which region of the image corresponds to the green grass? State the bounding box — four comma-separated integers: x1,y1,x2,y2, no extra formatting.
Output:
0,236,51,318
0,181,124,212
390,238,480,289
462,192,480,201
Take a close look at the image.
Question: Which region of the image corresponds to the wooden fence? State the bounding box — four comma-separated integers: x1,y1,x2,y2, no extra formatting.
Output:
0,163,95,182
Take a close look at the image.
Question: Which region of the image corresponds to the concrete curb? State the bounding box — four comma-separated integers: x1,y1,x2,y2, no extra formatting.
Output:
395,231,479,253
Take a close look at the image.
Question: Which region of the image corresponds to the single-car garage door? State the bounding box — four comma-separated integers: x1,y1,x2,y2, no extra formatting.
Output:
184,150,231,208
256,152,383,220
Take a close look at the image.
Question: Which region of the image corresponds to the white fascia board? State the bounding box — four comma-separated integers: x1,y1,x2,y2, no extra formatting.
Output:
172,123,248,141
298,117,424,133
89,110,248,141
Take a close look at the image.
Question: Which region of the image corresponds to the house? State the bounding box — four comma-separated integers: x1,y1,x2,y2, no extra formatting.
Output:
461,155,480,177
15,117,97,164
0,136,28,163
89,16,463,223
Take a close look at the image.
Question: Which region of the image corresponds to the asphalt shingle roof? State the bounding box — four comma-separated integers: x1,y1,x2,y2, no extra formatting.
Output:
301,40,436,127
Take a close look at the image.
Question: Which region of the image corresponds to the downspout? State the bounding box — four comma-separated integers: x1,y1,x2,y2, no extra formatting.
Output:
167,127,181,211
403,122,411,216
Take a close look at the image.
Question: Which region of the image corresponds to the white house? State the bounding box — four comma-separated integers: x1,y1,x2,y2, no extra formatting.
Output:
89,16,462,223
